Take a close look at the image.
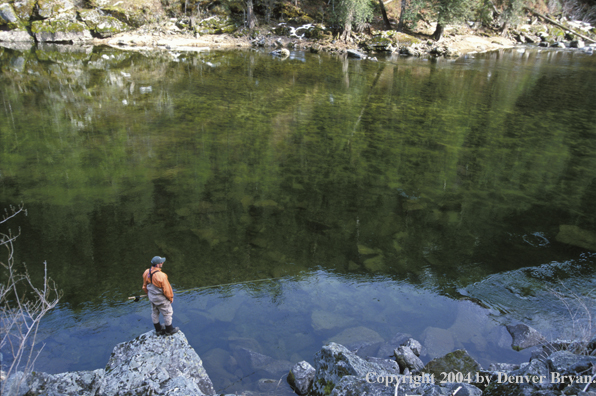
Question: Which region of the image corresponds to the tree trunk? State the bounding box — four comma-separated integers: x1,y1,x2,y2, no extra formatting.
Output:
433,22,444,40
397,0,407,30
378,0,391,30
524,7,596,43
247,0,255,30
500,21,509,37
340,9,353,42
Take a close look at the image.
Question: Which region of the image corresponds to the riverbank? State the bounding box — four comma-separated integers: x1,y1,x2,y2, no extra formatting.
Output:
88,21,518,57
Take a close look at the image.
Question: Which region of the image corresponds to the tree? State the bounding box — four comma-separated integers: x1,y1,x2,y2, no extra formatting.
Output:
432,0,477,39
246,0,256,29
336,0,375,41
397,0,428,31
378,0,392,29
496,0,524,36
0,204,61,396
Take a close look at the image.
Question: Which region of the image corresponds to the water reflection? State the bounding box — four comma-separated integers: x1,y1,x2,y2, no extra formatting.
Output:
1,45,595,391
34,271,532,393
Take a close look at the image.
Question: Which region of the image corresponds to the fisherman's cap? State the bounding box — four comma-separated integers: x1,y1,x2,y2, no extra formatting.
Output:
151,256,166,265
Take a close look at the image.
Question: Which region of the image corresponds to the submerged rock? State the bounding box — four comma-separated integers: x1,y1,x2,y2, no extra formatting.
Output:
346,49,366,59
232,346,293,378
555,224,596,251
422,327,456,358
270,48,290,57
506,323,546,351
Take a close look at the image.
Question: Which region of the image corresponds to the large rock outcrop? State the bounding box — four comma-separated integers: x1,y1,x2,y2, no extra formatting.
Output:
3,330,216,396
308,342,451,396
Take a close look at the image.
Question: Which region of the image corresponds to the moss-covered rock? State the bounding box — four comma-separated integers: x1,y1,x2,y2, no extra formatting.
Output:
194,15,238,34
423,349,482,379
31,16,92,43
12,0,36,25
0,3,20,26
273,23,291,36
92,0,161,27
99,6,143,28
364,35,393,51
303,23,326,39
79,9,130,37
36,0,75,19
275,1,312,23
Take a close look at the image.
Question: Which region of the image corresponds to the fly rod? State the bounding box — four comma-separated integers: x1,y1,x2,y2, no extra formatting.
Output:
128,276,289,301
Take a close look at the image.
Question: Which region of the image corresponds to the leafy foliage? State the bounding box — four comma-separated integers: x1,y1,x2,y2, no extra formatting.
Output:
332,0,375,32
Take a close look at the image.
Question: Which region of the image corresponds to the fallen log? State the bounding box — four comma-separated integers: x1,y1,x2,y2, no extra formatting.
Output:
524,7,596,43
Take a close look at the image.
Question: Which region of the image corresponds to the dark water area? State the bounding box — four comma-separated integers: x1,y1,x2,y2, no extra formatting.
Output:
1,44,596,393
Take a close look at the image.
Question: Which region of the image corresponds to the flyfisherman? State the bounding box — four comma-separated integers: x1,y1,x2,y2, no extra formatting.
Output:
142,256,179,336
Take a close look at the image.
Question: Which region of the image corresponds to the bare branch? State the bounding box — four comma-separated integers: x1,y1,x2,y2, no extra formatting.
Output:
0,207,61,396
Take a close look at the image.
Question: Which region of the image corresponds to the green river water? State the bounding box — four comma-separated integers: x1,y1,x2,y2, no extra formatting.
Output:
1,44,596,394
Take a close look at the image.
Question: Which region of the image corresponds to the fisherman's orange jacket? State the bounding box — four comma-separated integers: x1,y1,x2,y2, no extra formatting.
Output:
142,267,174,302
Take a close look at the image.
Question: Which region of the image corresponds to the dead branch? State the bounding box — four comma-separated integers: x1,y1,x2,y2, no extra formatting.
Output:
524,7,596,43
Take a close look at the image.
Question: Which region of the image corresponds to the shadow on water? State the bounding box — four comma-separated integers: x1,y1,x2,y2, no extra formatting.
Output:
1,43,596,392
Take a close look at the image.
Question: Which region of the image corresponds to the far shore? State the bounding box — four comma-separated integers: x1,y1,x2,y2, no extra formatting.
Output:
87,22,518,56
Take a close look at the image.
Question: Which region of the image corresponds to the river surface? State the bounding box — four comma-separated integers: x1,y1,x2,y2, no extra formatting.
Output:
1,43,596,394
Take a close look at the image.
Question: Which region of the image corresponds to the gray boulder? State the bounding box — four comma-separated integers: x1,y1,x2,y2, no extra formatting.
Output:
488,362,519,371
270,48,290,57
12,0,36,21
288,361,316,395
0,3,19,25
394,346,424,374
402,338,423,357
31,14,92,43
400,46,420,57
347,49,366,59
506,323,546,351
443,47,459,58
547,350,596,375
0,30,34,42
365,357,400,374
329,375,444,396
36,0,75,19
101,330,215,396
3,330,214,396
309,342,399,396
442,382,482,396
4,369,105,396
79,9,130,38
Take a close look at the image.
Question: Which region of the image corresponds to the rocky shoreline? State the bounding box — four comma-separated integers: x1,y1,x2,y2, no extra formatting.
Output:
1,0,595,59
4,322,596,396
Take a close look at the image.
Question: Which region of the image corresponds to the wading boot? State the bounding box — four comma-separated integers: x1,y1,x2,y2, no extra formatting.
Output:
164,324,179,336
153,322,165,336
